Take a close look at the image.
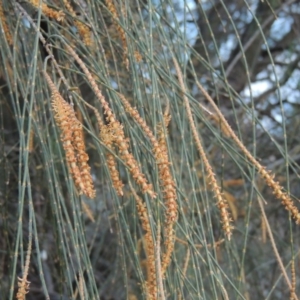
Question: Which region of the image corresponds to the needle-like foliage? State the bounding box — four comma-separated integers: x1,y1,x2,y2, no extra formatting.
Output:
1,0,300,299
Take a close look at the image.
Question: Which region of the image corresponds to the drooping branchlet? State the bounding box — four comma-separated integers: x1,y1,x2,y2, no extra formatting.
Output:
196,80,300,225
173,57,233,240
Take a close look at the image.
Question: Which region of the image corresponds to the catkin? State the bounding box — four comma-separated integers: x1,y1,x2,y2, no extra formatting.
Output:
43,71,95,198
156,114,177,276
16,278,30,300
72,118,96,199
28,0,64,21
130,185,157,300
100,124,124,196
259,167,300,223
16,233,32,300
52,92,86,194
105,0,125,44
106,152,124,196
290,259,296,300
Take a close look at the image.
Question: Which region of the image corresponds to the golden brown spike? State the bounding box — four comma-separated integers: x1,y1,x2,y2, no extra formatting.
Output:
259,167,300,224
76,21,92,46
100,123,124,196
16,278,30,300
156,114,177,276
51,90,86,195
43,71,96,198
130,184,157,300
290,258,296,300
134,50,142,62
106,152,124,196
16,233,32,300
72,119,96,199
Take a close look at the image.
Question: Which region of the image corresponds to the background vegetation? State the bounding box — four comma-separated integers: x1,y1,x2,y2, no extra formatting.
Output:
1,0,300,299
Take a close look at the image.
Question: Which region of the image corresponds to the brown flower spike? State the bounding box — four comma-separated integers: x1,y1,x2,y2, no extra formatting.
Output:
16,233,32,300
100,123,124,196
44,71,96,198
131,185,157,300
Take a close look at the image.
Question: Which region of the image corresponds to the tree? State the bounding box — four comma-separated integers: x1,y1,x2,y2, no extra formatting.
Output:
1,0,300,299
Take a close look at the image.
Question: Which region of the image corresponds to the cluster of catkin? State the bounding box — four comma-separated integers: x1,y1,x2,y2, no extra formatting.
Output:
196,80,300,226
62,0,92,46
28,0,65,21
105,0,130,67
119,94,177,277
65,44,155,199
43,71,95,199
28,0,92,45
